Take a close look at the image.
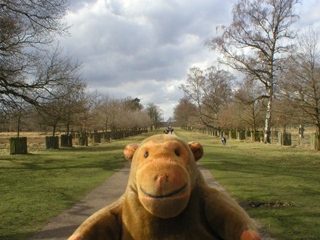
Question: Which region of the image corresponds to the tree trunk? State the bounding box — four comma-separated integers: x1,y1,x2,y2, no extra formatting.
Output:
66,123,70,135
264,88,273,143
17,115,21,138
52,125,56,137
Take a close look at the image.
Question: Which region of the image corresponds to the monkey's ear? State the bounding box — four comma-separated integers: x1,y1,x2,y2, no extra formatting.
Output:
124,144,139,162
188,142,203,161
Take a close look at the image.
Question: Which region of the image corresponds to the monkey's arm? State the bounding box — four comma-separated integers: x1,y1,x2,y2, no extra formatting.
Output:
204,188,261,240
68,197,124,240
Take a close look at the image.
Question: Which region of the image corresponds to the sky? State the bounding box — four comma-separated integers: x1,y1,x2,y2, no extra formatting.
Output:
59,0,320,121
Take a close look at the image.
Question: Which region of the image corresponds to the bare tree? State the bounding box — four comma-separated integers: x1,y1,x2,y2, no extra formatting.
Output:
0,0,69,112
234,78,266,131
217,102,244,130
173,97,198,128
145,103,163,129
76,93,95,133
36,51,84,137
280,27,320,133
99,95,112,131
95,95,151,131
8,100,28,137
207,0,299,142
180,66,234,128
272,97,297,133
180,68,207,125
59,80,87,134
38,100,64,137
87,91,105,131
108,99,123,131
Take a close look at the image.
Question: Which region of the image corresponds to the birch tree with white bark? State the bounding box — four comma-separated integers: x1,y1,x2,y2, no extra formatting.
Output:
207,0,299,143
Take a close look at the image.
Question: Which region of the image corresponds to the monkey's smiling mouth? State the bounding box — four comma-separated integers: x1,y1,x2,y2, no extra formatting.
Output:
140,184,188,199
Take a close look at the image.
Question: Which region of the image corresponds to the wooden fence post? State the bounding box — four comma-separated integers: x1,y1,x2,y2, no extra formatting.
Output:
250,131,254,142
10,137,28,155
278,132,283,145
61,135,73,147
246,130,251,137
255,131,261,142
102,132,111,142
237,131,246,140
46,136,59,149
279,132,291,146
260,131,264,142
284,133,292,146
78,133,88,146
270,131,279,144
311,133,320,150
93,132,101,143
231,131,237,139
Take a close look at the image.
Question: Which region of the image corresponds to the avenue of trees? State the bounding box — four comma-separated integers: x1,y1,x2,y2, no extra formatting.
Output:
1,91,163,135
0,0,163,135
175,0,320,142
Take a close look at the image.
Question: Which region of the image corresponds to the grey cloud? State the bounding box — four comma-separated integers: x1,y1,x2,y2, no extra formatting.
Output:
62,0,318,119
63,0,233,89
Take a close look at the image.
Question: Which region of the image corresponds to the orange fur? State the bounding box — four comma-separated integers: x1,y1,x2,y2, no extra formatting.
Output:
241,229,261,240
68,134,261,240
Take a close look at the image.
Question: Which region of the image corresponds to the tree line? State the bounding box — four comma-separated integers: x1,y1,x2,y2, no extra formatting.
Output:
174,0,320,142
1,91,164,136
0,0,163,135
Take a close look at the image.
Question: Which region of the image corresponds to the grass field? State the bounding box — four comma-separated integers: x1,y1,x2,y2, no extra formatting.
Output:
0,131,157,240
1,129,319,240
176,129,320,240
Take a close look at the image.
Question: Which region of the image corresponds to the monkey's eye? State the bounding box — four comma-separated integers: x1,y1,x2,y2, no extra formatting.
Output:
144,151,149,158
174,149,180,156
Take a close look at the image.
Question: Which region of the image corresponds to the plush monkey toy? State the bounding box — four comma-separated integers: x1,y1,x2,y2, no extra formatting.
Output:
68,134,261,240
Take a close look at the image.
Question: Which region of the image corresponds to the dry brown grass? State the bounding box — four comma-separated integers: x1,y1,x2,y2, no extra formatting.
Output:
0,132,73,154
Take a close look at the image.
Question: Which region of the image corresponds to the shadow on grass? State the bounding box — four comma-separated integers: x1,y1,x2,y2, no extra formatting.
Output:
0,225,80,240
0,233,30,240
202,159,319,182
1,158,126,171
54,143,126,152
0,144,127,172
201,147,320,182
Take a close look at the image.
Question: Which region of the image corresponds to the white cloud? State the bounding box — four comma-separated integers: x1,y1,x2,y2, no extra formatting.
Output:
61,0,320,120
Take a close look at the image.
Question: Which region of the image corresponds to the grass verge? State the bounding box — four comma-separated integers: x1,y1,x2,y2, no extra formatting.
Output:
2,129,319,240
0,131,159,240
176,129,320,240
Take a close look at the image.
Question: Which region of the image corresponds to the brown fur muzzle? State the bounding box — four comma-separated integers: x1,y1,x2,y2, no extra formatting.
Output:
136,160,191,218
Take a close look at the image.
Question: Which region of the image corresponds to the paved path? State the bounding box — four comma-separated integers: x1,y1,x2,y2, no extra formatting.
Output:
30,164,130,240
30,163,272,240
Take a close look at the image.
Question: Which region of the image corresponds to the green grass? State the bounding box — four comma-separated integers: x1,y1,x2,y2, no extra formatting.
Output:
176,129,320,240
0,131,159,240
2,129,320,240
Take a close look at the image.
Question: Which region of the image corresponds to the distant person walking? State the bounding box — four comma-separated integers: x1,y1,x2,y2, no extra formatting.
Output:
166,126,174,134
221,136,227,145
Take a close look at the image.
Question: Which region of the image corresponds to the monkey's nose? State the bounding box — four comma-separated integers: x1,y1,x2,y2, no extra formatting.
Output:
155,174,169,192
155,174,169,181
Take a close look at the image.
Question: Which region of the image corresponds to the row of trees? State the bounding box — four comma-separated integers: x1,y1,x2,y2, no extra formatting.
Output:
0,0,164,135
175,0,320,141
1,92,164,136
